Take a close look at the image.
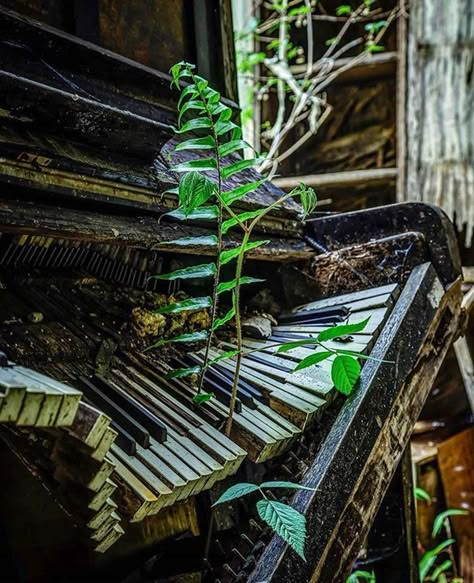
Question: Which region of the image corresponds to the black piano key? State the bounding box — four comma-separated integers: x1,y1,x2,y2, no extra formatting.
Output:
93,374,167,443
110,422,137,456
269,332,319,341
78,376,150,448
212,363,268,405
244,351,293,373
279,308,349,325
175,355,243,413
205,365,258,409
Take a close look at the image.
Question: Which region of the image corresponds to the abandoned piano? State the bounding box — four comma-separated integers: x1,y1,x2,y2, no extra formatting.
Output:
0,6,464,583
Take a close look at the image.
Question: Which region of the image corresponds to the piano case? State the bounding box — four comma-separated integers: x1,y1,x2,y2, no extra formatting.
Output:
0,6,465,583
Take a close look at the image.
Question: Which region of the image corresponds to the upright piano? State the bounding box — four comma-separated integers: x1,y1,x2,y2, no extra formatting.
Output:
0,6,464,583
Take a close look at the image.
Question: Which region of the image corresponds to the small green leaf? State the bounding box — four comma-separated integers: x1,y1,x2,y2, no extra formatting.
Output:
294,351,333,371
365,20,388,32
218,140,253,158
173,158,217,173
336,4,351,15
325,36,339,46
160,235,218,247
178,172,216,215
331,355,361,395
260,481,316,492
346,571,376,583
220,240,270,265
175,117,212,134
174,136,216,151
222,179,267,205
317,318,370,342
154,296,212,314
212,306,236,331
177,84,199,108
256,499,307,561
152,263,216,281
145,330,208,350
431,560,452,581
222,209,266,234
419,539,455,581
222,158,263,180
208,349,239,367
277,339,321,353
217,276,265,294
213,483,260,506
415,487,432,503
178,99,206,124
215,120,241,136
366,43,385,53
193,392,214,404
165,366,201,379
432,509,469,538
299,184,317,219
164,206,218,221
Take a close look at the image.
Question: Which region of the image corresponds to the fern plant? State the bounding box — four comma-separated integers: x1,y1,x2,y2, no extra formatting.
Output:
146,62,373,560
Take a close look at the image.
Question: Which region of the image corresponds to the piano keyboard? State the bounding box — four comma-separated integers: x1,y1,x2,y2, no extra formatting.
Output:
0,279,400,553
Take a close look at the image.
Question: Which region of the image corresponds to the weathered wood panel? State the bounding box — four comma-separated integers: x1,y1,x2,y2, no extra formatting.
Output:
405,0,474,244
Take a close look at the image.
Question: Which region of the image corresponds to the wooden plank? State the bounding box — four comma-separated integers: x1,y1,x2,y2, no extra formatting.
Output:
248,264,462,583
273,168,398,191
438,427,474,583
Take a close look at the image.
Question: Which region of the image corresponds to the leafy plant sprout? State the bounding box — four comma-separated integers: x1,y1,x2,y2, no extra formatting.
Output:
146,62,372,559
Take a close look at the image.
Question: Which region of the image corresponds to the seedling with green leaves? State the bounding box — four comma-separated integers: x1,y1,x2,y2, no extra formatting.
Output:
145,62,373,560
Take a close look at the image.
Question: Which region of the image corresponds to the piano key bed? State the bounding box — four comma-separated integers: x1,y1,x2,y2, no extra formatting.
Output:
0,278,401,555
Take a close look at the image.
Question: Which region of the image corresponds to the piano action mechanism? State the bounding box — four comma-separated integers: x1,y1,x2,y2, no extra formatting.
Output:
0,7,465,583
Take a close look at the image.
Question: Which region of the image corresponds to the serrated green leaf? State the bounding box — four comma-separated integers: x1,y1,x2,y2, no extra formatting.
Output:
432,509,469,538
175,117,212,134
208,349,239,366
160,235,218,247
178,171,216,215
294,351,333,371
164,206,218,221
217,276,265,294
154,296,212,314
220,240,270,265
218,140,253,158
256,499,307,561
145,330,208,350
419,539,455,581
212,306,236,331
165,365,201,379
222,158,262,180
222,209,266,234
260,481,316,492
331,355,361,395
173,158,217,173
431,560,452,581
174,136,216,151
213,483,260,506
277,339,321,353
317,318,370,342
222,179,267,205
415,487,432,503
193,391,214,404
152,263,216,281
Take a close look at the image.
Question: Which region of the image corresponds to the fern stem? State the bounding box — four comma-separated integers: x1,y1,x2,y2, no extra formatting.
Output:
225,229,250,436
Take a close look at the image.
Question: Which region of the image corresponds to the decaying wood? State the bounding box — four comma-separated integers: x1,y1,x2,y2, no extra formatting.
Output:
405,0,474,245
438,427,474,583
248,264,463,582
309,232,426,297
0,200,312,262
274,167,398,191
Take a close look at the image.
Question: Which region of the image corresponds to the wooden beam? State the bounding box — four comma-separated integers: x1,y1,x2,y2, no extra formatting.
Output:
291,52,398,84
0,200,313,262
273,168,398,191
